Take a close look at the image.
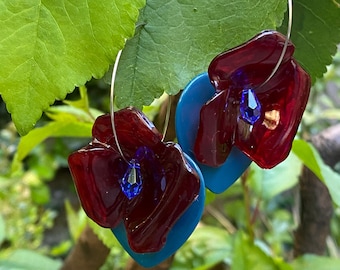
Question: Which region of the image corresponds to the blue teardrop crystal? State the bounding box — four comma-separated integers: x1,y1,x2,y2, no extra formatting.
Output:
240,88,261,125
120,159,143,200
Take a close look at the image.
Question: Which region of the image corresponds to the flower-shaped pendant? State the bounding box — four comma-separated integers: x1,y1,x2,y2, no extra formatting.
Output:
68,107,205,267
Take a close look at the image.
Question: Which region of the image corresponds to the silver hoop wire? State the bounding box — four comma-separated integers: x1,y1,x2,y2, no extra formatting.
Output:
109,51,172,163
109,49,129,163
261,0,293,87
161,95,172,141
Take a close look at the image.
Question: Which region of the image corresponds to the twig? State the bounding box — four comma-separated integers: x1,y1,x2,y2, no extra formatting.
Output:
205,205,237,234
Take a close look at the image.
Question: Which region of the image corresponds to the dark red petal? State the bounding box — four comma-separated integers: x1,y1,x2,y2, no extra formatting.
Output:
194,90,237,166
92,107,163,158
194,31,311,168
208,30,294,91
68,144,127,228
125,143,201,253
236,60,311,168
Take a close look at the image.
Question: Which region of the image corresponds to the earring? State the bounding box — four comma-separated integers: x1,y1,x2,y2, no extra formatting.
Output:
176,1,310,193
68,108,205,266
68,50,205,268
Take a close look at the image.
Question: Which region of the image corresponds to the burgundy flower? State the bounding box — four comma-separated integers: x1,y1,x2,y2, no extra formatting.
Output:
68,107,200,253
194,31,311,169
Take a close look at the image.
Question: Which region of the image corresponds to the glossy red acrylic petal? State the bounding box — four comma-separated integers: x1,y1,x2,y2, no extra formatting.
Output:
92,108,163,158
126,143,200,253
194,90,236,166
208,30,294,91
68,145,126,228
235,61,311,168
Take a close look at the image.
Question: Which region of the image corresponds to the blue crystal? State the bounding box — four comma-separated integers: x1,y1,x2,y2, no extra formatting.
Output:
240,88,261,125
120,159,143,200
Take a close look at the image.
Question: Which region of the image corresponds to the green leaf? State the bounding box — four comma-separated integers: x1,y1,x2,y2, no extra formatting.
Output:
292,139,340,206
172,226,231,270
231,232,292,270
46,105,95,123
320,162,340,207
291,255,340,270
0,249,62,270
13,120,92,167
279,0,340,82
249,152,302,200
292,140,323,180
49,240,73,257
88,219,130,268
0,0,145,135
113,0,287,108
65,200,87,241
88,218,122,249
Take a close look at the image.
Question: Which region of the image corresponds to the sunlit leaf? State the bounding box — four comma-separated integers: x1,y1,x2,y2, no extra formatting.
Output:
13,120,92,168
88,220,116,248
65,200,87,242
46,106,95,123
0,0,145,135
292,139,340,206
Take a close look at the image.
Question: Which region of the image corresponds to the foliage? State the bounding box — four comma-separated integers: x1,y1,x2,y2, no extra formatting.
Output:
171,225,231,270
279,0,340,82
12,86,95,173
111,0,287,108
0,127,55,251
292,139,340,206
0,249,62,270
0,164,58,266
0,0,145,135
65,201,130,270
1,1,340,135
303,50,340,135
0,114,68,268
248,152,302,200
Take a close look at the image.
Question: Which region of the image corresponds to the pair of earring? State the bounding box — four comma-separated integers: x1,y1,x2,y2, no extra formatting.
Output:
68,29,311,267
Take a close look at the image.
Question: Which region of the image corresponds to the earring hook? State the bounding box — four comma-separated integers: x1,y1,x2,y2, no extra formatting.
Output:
110,49,130,163
261,0,293,87
161,95,172,142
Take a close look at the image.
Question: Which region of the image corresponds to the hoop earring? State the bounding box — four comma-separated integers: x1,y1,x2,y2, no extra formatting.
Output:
175,0,311,193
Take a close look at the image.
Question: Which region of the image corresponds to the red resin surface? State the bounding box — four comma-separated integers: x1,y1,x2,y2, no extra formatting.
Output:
194,31,311,169
68,107,200,252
